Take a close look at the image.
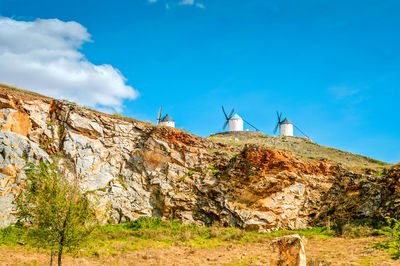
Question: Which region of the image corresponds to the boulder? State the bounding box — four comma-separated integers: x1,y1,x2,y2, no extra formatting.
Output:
270,234,306,266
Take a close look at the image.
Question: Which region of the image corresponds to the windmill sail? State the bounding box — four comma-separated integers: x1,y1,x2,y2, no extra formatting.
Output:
157,105,162,125
221,106,234,130
223,120,229,130
273,110,311,138
243,118,260,131
293,124,310,139
273,111,282,134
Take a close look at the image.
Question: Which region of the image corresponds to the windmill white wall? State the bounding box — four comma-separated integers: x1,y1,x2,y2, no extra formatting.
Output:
229,114,243,131
280,119,293,136
159,115,175,128
160,121,175,128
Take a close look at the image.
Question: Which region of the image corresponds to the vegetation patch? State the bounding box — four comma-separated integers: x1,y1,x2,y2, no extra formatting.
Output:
113,113,123,118
0,217,332,259
372,217,400,259
14,162,97,265
208,134,390,169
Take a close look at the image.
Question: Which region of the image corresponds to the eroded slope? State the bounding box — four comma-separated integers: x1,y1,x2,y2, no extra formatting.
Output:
0,84,398,232
209,133,389,169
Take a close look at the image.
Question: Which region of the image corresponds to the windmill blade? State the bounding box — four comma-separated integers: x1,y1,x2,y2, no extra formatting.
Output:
222,106,229,120
175,122,184,131
273,123,279,135
223,120,229,130
293,124,310,139
157,105,162,125
228,109,235,119
277,111,283,123
243,118,260,131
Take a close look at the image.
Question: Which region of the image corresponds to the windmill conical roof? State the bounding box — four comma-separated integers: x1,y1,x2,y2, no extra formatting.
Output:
161,114,174,122
230,114,242,120
281,118,292,124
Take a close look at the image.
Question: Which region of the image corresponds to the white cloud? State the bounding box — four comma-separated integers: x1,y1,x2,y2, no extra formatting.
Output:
178,0,205,8
147,0,205,9
195,3,205,8
179,0,194,5
0,17,138,112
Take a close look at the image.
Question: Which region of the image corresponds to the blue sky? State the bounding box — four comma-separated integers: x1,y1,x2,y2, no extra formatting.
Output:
1,0,399,163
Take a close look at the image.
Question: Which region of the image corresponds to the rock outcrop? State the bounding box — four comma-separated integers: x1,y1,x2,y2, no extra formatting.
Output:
270,234,306,266
315,164,400,227
0,86,398,231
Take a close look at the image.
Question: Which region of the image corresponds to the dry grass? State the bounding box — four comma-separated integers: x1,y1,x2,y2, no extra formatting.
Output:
0,218,332,258
209,133,390,169
0,82,52,100
0,236,396,265
0,219,397,265
0,82,151,127
306,237,397,265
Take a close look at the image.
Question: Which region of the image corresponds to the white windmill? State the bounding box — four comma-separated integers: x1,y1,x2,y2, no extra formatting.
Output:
273,111,309,138
157,106,175,128
229,114,243,131
222,106,260,132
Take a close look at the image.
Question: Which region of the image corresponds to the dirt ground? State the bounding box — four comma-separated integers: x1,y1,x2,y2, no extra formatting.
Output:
0,237,398,266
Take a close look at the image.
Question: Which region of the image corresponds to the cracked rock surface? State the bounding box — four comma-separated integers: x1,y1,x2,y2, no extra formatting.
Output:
0,87,398,231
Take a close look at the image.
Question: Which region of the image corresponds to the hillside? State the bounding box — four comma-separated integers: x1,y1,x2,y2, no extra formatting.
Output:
1,81,388,170
0,82,399,235
209,133,389,169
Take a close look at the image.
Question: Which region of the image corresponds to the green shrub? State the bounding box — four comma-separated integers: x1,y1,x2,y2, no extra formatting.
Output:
127,217,163,230
0,224,26,246
16,162,97,265
373,217,400,259
126,217,182,231
375,170,385,177
113,113,123,118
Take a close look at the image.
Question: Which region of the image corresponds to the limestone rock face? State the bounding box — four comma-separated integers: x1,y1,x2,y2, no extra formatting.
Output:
270,234,306,266
315,165,400,226
0,131,50,227
0,88,398,230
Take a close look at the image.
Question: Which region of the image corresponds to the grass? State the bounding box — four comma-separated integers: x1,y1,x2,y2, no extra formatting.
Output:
224,255,263,266
0,224,26,246
113,113,124,118
0,82,149,128
209,134,390,169
0,82,51,99
1,219,396,265
0,218,332,258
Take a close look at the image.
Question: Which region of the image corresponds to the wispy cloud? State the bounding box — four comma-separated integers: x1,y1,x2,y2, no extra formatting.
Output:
148,0,205,9
195,3,205,8
329,86,360,98
179,0,194,5
0,17,138,112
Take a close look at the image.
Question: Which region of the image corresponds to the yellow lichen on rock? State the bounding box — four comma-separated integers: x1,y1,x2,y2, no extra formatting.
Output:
1,110,31,137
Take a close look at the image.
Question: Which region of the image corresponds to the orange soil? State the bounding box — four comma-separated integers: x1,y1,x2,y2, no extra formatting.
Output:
240,145,338,176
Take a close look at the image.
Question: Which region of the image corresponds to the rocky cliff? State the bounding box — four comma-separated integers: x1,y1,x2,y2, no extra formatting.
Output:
0,85,398,231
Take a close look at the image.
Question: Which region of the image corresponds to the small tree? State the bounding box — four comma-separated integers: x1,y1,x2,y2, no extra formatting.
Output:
16,162,96,266
373,217,400,259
